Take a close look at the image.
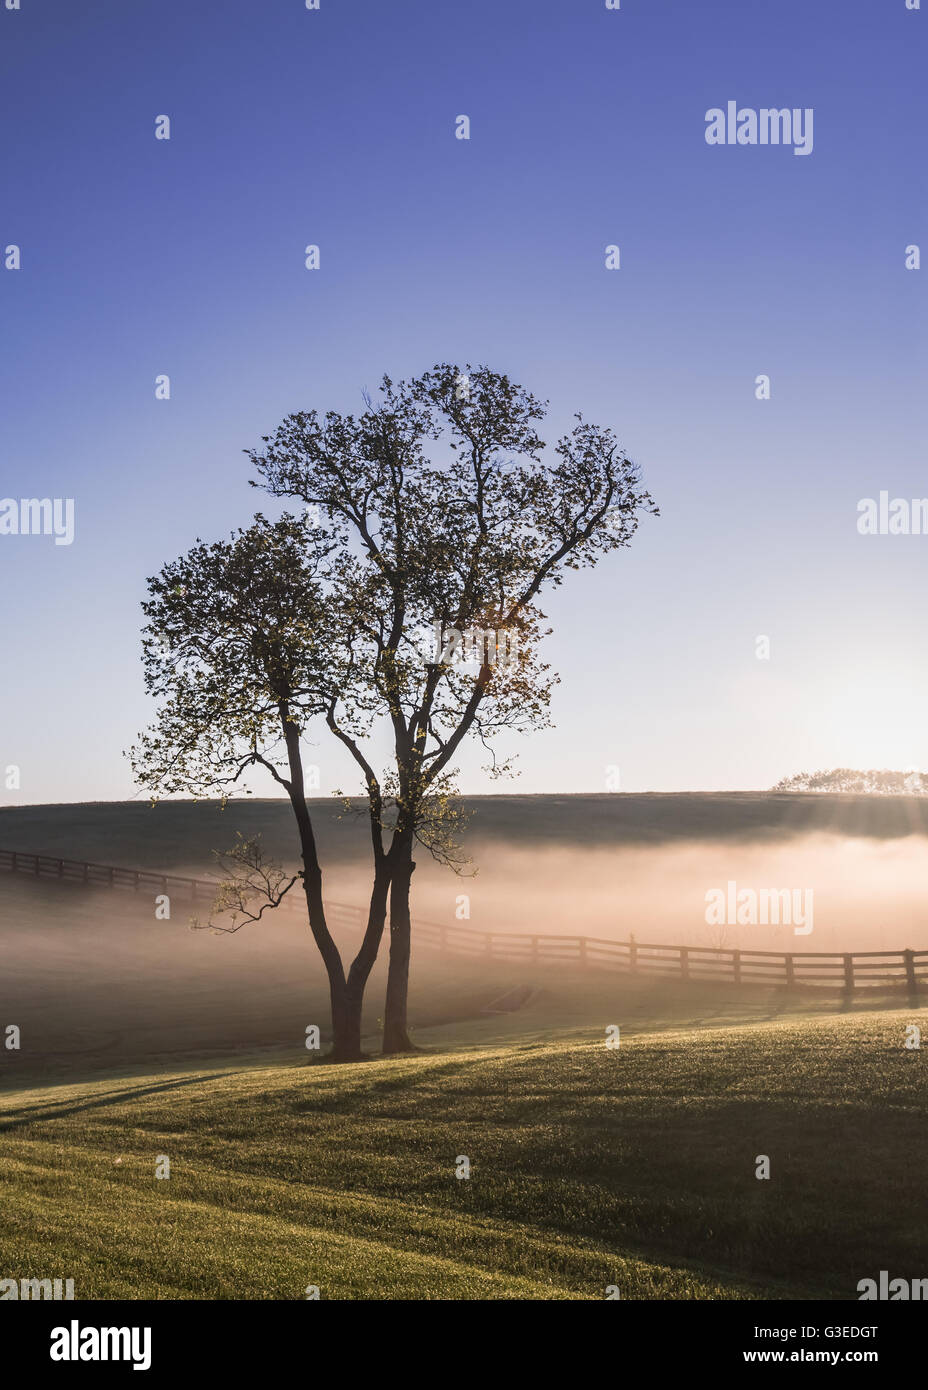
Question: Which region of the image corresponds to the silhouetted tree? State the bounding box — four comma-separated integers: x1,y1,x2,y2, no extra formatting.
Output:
129,515,386,1062
250,363,657,1054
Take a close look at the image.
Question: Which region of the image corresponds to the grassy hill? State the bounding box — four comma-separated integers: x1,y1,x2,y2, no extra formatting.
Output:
2,791,928,872
3,796,926,1301
2,1008,925,1300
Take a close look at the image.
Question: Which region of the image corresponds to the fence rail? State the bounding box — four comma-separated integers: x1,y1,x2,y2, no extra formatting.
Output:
2,848,925,999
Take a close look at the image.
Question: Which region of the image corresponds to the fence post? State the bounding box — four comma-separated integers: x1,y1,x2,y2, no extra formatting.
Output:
732,949,741,985
903,948,918,1006
578,936,587,967
843,953,855,1000
785,954,795,988
680,946,689,980
628,935,637,975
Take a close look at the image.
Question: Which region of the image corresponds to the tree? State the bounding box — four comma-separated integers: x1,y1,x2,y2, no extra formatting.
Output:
128,514,388,1062
249,363,657,1053
773,768,928,794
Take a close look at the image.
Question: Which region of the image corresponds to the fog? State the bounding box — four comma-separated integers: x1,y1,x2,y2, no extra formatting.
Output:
396,832,928,954
3,814,926,1085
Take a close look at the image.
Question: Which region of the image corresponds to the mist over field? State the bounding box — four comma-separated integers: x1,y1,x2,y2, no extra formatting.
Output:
2,793,927,1088
3,793,927,953
4,794,928,955
411,834,928,955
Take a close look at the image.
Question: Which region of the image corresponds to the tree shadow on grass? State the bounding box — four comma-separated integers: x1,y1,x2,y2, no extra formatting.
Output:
0,1072,242,1132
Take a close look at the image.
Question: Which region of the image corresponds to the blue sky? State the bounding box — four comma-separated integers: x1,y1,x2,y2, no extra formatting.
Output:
1,0,925,803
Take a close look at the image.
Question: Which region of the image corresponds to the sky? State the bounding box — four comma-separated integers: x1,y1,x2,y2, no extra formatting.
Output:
0,0,925,804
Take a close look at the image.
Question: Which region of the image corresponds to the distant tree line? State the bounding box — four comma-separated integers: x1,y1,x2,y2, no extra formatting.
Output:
773,768,928,795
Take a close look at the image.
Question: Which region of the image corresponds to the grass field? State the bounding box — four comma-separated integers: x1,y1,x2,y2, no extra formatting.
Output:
2,796,927,1300
2,1007,925,1300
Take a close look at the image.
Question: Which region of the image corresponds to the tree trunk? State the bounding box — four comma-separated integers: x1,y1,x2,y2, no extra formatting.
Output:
329,985,364,1063
347,861,391,999
280,704,366,1064
301,874,360,1062
332,861,391,1062
382,845,416,1054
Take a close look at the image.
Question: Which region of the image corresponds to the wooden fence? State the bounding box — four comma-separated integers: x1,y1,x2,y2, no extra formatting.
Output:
1,847,925,1000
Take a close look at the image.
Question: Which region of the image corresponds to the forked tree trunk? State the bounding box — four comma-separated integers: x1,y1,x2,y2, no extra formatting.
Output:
382,845,416,1054
336,861,392,1061
282,708,382,1064
304,857,392,1063
300,872,356,1062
